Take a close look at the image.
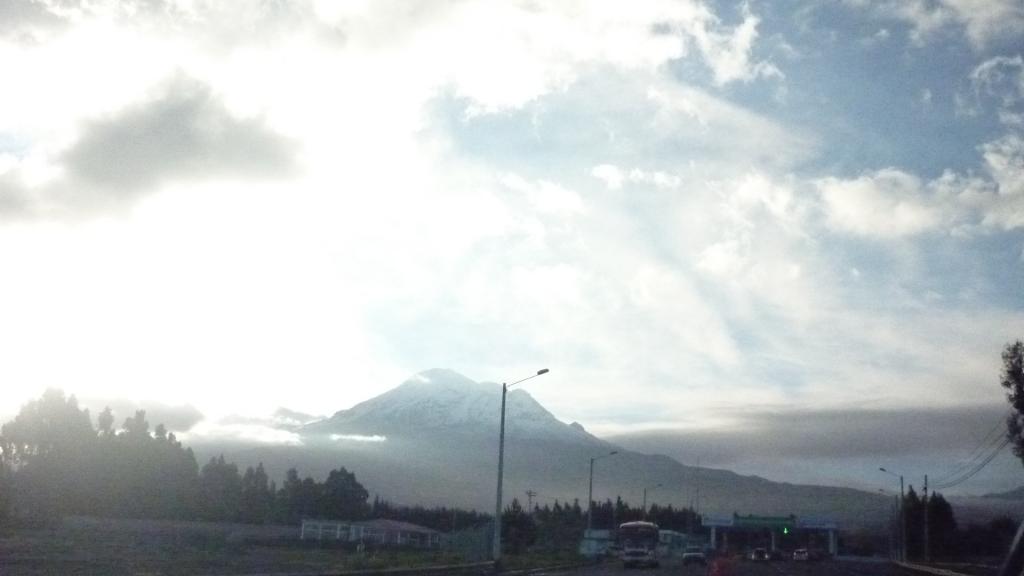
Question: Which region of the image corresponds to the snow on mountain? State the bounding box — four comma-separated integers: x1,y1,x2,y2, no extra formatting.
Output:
304,368,598,443
205,369,899,526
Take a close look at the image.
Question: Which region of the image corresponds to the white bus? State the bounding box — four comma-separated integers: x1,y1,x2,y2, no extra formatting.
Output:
618,520,660,568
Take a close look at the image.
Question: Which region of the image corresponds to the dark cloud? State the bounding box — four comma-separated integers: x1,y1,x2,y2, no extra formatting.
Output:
0,0,69,41
0,174,30,216
0,0,185,42
0,76,297,220
82,397,205,433
607,404,1011,465
61,76,295,198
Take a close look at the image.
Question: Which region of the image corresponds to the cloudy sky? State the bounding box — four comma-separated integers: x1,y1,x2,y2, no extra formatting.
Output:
1,0,1023,493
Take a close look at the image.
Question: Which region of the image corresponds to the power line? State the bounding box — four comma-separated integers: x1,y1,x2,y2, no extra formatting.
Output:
932,437,1011,490
933,438,1009,489
932,410,1010,484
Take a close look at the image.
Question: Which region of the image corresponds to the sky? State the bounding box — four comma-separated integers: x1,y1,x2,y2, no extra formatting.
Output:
1,0,1023,493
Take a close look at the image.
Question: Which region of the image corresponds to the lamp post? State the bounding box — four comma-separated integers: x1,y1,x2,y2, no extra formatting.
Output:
879,489,897,560
642,483,662,519
587,451,618,533
879,467,905,562
493,368,549,564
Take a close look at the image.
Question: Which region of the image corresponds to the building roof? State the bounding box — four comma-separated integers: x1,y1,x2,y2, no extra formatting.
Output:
355,518,439,534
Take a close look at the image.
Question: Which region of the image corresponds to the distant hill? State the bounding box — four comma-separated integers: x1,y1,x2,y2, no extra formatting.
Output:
983,485,1024,500
189,369,893,528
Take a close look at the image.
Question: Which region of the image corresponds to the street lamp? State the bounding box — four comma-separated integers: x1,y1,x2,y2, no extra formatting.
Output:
642,483,663,518
587,450,619,533
879,467,905,562
493,368,549,564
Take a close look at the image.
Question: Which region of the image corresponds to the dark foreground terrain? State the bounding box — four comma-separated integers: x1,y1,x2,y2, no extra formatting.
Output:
0,516,467,575
0,517,1002,576
538,558,967,576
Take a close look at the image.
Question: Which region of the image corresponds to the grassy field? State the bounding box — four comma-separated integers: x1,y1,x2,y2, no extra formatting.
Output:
0,517,473,576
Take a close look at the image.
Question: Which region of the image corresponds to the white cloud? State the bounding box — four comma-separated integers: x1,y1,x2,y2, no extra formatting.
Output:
978,134,1024,228
675,2,782,85
847,0,1024,50
501,174,584,215
330,434,387,443
591,164,682,190
183,422,303,446
817,169,949,238
969,55,1024,126
591,164,625,190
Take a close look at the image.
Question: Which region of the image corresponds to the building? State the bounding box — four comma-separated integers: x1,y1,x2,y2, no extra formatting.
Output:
300,518,443,549
702,513,839,556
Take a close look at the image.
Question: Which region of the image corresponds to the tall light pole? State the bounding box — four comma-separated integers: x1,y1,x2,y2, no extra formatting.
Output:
880,467,905,562
879,489,897,560
642,483,662,519
587,450,618,533
493,368,549,564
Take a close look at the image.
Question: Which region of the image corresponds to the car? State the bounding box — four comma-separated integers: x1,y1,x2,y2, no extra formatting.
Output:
749,548,768,561
682,546,707,566
792,548,809,561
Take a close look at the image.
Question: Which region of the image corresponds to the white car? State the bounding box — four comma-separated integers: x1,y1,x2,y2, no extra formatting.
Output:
682,547,707,566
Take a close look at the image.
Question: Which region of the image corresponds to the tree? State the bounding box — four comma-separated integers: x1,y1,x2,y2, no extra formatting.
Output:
0,390,97,516
927,493,957,558
121,410,151,441
97,407,115,437
502,498,536,554
903,486,924,559
0,389,95,467
240,463,273,523
319,467,370,520
1002,340,1024,464
198,455,242,521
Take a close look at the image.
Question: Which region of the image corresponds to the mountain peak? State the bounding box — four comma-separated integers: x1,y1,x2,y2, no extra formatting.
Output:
304,369,599,445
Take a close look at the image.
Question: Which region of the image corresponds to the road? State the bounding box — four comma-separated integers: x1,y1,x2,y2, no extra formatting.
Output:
531,558,907,576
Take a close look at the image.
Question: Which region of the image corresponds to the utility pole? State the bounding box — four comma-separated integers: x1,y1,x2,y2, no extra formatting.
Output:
695,456,701,518
642,483,662,519
493,382,508,563
879,467,906,562
899,475,906,562
923,475,930,563
525,490,536,515
492,369,549,565
587,451,618,533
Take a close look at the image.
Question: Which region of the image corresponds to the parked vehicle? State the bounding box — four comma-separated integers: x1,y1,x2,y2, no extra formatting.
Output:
749,548,768,561
682,546,707,566
792,548,809,561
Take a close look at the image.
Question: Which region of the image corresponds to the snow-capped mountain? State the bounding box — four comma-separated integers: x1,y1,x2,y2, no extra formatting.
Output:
194,369,895,527
302,368,600,444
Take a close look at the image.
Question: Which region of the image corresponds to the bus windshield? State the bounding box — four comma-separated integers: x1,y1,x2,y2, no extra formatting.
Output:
618,521,659,550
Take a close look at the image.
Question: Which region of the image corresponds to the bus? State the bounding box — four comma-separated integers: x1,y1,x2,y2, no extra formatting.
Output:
618,520,660,568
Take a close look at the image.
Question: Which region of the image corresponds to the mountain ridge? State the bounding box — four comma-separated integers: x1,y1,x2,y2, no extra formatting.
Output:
304,368,604,445
269,369,893,526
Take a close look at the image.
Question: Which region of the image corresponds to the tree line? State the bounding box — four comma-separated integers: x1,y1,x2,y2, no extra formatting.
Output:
896,486,1018,560
0,389,488,530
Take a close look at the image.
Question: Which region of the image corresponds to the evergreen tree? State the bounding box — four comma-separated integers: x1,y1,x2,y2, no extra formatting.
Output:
927,493,957,558
1002,340,1024,464
903,486,924,559
240,463,273,523
199,455,242,521
319,467,370,520
97,407,115,437
502,498,536,554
